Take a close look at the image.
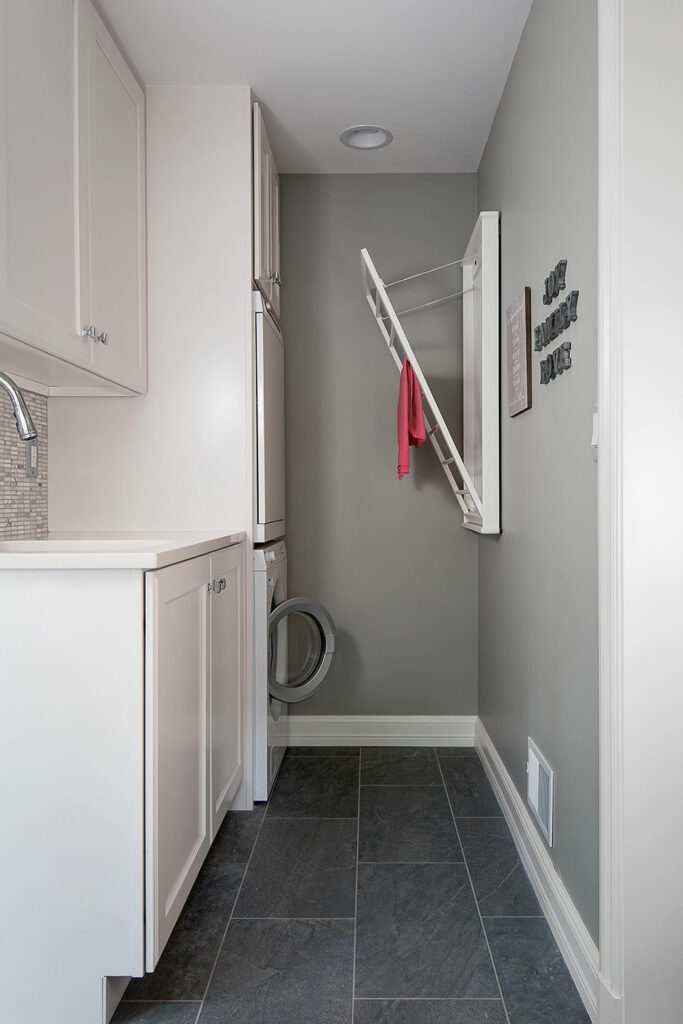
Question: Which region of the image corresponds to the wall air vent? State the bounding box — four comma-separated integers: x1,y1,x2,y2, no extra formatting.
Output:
527,738,554,847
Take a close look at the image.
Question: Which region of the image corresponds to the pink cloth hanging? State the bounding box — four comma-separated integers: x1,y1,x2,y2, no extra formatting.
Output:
397,357,427,479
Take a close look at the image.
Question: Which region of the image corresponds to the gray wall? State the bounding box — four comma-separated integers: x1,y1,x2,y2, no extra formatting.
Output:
281,174,479,716
477,0,599,939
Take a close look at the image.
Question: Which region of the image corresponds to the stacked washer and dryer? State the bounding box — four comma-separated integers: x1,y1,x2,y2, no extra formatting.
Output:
252,292,338,800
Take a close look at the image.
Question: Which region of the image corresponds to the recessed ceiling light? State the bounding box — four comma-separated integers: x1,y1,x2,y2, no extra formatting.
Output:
339,125,394,150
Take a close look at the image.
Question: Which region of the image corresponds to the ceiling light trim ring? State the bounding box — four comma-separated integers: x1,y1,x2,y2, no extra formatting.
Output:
339,124,394,150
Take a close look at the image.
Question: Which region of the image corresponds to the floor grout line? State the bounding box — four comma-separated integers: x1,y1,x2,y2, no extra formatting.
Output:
232,916,355,921
358,860,464,865
120,999,202,1004
353,996,505,1002
266,815,359,820
435,755,512,1024
193,798,273,1024
360,783,446,788
350,749,361,1024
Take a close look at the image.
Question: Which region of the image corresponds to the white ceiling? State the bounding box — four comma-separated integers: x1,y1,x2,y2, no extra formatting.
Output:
97,0,531,173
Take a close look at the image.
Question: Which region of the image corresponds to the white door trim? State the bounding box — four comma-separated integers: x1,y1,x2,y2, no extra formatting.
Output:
597,0,625,1020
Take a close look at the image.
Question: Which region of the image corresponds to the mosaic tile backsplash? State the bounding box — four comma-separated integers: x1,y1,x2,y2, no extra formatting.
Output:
0,388,48,539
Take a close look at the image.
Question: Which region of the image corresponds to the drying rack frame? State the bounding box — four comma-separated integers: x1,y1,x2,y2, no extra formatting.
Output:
361,211,500,534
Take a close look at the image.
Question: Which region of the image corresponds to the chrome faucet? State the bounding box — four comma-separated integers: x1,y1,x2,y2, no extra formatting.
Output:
0,371,38,440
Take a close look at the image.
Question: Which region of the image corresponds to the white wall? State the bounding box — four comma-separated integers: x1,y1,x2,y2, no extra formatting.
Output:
48,85,253,534
617,1,683,1019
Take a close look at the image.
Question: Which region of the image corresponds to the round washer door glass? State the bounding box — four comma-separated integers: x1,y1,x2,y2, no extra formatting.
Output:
268,597,337,703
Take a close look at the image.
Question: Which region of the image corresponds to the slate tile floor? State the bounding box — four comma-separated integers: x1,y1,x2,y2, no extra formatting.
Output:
115,747,590,1024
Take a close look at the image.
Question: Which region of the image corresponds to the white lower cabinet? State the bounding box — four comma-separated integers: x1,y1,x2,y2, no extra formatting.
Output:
145,555,211,965
209,545,244,838
0,538,247,1022
145,545,244,968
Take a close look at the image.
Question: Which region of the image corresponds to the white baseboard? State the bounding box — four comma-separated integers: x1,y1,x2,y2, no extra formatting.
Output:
287,714,476,746
476,719,599,1023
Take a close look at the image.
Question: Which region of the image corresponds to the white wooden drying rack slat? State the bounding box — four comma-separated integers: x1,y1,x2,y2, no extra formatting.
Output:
361,211,500,534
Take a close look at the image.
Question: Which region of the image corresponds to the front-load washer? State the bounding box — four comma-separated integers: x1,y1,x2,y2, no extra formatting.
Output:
253,541,338,800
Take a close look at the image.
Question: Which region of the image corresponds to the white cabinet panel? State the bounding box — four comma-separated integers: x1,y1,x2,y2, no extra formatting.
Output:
0,0,147,394
0,0,88,364
253,103,273,300
80,1,147,393
269,161,281,318
253,103,280,316
209,545,244,838
146,555,211,968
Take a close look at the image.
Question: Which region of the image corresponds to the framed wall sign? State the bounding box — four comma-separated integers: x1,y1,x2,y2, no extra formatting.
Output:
506,287,532,416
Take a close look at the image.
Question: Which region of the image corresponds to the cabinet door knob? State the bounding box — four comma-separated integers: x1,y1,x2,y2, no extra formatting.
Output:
219,577,227,593
81,325,97,339
96,330,109,345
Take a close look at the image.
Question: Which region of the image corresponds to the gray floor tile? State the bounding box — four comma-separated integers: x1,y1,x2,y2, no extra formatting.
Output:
199,918,354,1023
361,747,442,785
287,746,360,756
235,817,357,918
359,786,462,863
355,863,499,999
267,756,359,817
485,918,591,1023
125,860,245,1000
112,1003,200,1024
440,758,502,817
205,806,265,865
354,1000,506,1023
458,819,542,916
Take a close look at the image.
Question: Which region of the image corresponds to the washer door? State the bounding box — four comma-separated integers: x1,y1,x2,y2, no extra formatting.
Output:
268,598,337,703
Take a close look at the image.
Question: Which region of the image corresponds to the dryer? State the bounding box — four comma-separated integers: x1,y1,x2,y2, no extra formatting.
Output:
253,541,338,800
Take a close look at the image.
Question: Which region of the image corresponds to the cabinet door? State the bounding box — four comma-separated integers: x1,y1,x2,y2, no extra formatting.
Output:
269,161,281,319
79,1,147,393
209,545,244,838
253,103,273,301
145,555,211,969
0,0,89,365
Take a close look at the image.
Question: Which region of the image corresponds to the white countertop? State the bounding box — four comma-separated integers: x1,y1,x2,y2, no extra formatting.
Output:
0,531,245,569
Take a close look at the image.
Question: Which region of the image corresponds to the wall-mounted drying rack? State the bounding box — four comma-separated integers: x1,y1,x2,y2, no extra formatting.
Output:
361,210,500,534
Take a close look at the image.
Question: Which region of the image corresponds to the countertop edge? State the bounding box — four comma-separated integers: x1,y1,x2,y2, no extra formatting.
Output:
0,532,246,570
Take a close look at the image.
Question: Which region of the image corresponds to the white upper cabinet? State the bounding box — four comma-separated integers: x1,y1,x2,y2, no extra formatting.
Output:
253,103,281,320
0,0,147,394
0,0,84,363
79,1,147,393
